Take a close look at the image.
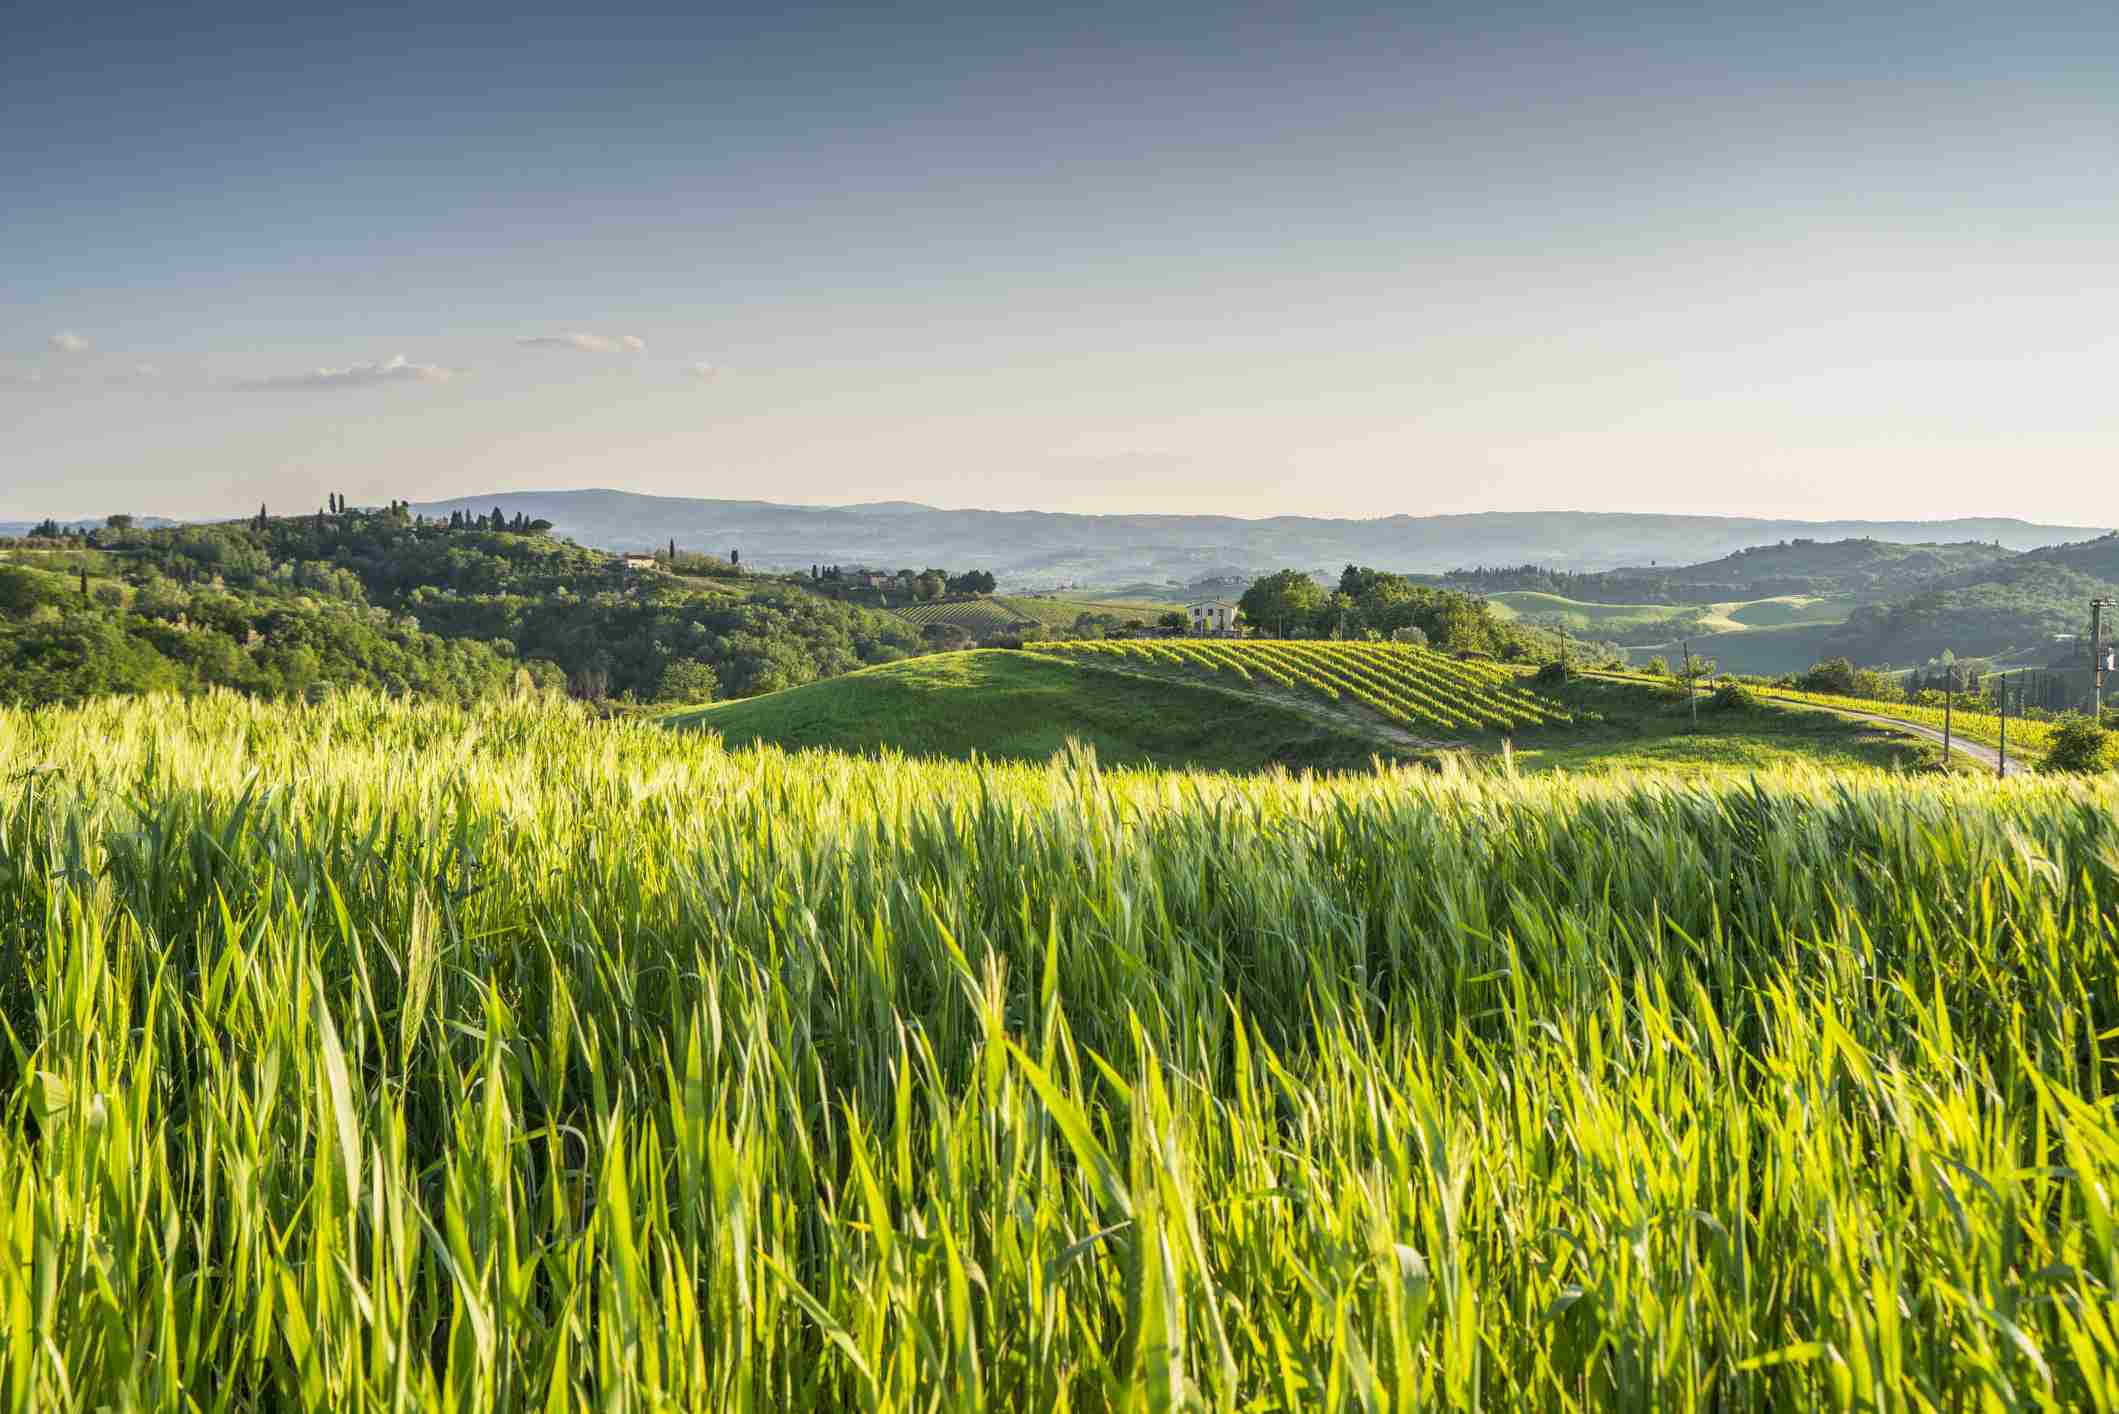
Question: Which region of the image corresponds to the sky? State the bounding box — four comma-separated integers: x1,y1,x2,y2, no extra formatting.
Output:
5,0,2118,523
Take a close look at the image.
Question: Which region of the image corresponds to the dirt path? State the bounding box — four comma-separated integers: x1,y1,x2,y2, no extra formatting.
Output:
1805,703,2023,776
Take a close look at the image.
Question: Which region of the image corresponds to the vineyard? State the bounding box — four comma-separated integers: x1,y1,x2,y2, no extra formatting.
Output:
1043,638,1572,733
1758,685,2056,754
1594,669,2061,756
893,596,1160,633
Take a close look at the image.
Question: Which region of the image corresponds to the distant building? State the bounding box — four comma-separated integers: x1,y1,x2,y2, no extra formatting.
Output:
622,555,657,571
1188,599,1239,636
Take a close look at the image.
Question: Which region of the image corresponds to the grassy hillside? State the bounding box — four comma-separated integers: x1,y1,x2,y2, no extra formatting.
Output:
1488,592,1715,637
889,595,1163,635
1491,590,1846,635
9,692,2119,1406
675,641,1934,776
667,649,1399,770
1624,621,1850,677
1485,589,1851,675
1446,537,2015,605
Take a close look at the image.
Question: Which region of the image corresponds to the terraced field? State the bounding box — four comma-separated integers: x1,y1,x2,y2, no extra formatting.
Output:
1045,638,1572,733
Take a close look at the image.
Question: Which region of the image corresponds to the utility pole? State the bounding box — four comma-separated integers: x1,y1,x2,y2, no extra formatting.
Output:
1942,684,1951,763
1682,638,1699,732
1997,672,2007,777
2095,598,2114,719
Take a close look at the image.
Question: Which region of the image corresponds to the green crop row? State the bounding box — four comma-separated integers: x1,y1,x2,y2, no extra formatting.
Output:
1049,639,1571,734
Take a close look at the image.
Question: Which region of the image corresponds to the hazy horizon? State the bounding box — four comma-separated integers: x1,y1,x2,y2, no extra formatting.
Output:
5,485,2103,534
9,1,2118,524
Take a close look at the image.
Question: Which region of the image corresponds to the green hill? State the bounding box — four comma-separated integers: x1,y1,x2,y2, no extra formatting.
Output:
1827,532,2119,666
1487,592,1714,637
890,595,1163,636
1626,621,1849,677
666,649,1402,771
1444,537,2014,606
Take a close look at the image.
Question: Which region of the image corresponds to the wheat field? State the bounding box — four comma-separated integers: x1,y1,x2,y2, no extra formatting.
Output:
2,691,2117,1409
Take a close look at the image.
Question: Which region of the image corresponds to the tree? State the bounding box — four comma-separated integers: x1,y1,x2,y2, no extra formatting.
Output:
1156,610,1188,631
0,566,70,617
653,659,721,705
256,504,268,531
731,548,740,566
105,514,135,532
1238,570,1327,636
79,568,89,603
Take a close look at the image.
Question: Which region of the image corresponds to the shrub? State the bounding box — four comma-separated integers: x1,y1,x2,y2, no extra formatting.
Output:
1712,681,1761,711
1532,659,1572,687
2040,714,2110,774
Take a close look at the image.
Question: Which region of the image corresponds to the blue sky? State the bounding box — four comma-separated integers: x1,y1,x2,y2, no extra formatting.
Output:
6,0,2118,521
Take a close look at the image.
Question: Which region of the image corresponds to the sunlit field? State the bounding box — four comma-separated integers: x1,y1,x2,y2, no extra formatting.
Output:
1045,638,1570,733
4,692,2118,1408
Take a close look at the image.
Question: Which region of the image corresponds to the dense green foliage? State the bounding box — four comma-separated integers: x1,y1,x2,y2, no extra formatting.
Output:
1237,566,1619,663
4,695,2119,1406
1828,550,2119,664
1793,656,1906,702
0,511,923,706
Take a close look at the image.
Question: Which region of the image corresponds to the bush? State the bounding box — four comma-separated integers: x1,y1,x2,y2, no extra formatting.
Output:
1712,681,1761,711
1532,659,1572,687
2040,714,2110,774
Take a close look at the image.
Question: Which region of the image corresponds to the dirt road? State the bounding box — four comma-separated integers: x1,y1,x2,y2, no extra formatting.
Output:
1787,702,2023,776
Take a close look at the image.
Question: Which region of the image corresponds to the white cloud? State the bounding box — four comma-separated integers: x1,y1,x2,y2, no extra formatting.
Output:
684,361,717,380
49,332,90,354
239,353,455,391
518,331,646,354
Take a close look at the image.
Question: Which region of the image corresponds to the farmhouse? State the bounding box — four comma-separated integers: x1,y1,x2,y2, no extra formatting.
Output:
1187,599,1239,636
621,555,658,571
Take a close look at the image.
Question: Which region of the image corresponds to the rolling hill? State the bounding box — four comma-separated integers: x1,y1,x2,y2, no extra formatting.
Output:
1826,532,2119,665
408,490,2099,585
664,650,1405,772
1438,537,2020,605
891,596,1164,635
667,644,1938,776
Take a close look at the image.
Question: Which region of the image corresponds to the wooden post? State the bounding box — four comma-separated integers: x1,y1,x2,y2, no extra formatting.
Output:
1943,686,1952,762
1998,674,2007,777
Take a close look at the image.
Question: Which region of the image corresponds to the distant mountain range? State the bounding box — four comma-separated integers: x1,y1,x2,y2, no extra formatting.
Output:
407,490,2106,586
